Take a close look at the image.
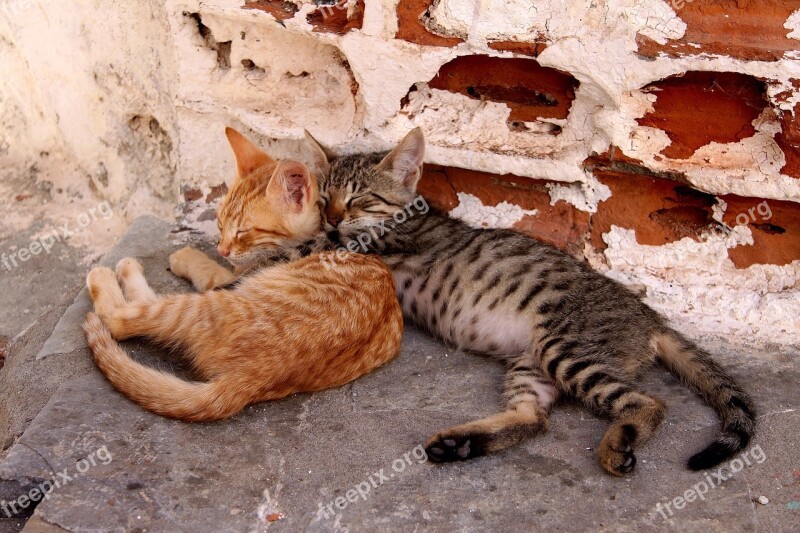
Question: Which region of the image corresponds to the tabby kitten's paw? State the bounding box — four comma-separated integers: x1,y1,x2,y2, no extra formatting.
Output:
425,432,488,462
599,425,637,476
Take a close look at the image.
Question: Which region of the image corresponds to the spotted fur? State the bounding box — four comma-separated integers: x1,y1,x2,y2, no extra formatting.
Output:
250,128,756,475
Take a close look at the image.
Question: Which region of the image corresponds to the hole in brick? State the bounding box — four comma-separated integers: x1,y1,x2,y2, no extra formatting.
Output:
506,120,562,135
648,206,718,240
186,12,232,69
395,0,464,47
307,0,364,34
638,72,768,159
426,55,579,122
750,223,786,235
488,40,548,57
673,185,716,207
244,1,299,21
241,59,266,77
723,196,800,268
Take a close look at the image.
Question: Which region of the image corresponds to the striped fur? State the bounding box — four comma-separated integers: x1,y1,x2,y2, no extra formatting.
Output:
251,128,756,475
82,129,403,421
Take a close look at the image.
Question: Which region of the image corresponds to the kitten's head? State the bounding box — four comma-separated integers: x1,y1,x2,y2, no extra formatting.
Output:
216,127,322,267
310,128,426,238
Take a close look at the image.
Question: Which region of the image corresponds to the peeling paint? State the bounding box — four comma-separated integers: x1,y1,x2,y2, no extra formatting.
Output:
597,226,800,348
450,192,538,229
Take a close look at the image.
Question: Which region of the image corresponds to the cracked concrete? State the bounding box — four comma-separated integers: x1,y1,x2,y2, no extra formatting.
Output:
0,216,798,532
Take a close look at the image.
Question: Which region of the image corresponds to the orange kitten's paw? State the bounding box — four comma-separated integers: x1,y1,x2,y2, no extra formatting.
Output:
86,266,125,316
115,258,144,284
86,267,117,302
169,247,207,279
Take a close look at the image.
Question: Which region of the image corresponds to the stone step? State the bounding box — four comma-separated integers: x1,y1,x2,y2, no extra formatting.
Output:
0,217,797,531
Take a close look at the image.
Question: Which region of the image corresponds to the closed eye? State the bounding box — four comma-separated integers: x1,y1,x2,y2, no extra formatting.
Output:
253,228,289,238
369,192,403,209
236,228,253,236
345,195,365,209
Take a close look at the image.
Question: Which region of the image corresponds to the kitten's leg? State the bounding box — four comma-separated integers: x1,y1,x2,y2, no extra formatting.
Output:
169,246,236,291
116,258,157,304
86,267,126,319
558,363,665,476
425,363,557,462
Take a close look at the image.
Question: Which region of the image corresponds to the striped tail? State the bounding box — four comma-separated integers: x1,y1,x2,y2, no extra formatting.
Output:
653,330,756,470
82,313,246,421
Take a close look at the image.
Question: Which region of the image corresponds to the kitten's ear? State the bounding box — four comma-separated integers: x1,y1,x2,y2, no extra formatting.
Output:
225,127,275,179
267,160,313,213
304,129,333,176
378,127,425,190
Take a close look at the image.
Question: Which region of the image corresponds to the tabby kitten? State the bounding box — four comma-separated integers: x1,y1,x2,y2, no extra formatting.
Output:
82,129,403,421
252,129,756,476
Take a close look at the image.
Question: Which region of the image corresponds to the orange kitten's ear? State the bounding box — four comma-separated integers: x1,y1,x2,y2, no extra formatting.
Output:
304,129,333,177
377,127,425,190
225,127,275,179
267,160,313,213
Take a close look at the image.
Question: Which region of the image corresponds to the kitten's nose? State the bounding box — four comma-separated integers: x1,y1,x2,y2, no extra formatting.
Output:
218,245,230,257
328,215,342,227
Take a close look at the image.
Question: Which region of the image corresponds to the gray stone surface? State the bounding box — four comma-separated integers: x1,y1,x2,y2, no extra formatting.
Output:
1,217,799,532
36,217,176,360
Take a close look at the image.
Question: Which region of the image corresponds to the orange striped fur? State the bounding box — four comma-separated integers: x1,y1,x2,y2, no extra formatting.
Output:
82,129,403,421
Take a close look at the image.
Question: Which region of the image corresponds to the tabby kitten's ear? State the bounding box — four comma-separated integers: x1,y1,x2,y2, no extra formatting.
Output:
304,130,333,177
267,160,313,213
225,127,275,180
378,127,426,190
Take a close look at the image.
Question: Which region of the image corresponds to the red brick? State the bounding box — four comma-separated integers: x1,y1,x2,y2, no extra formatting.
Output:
427,55,579,122
587,152,800,268
307,0,364,35
775,102,800,179
418,165,590,256
487,40,547,58
590,168,718,250
720,196,800,268
636,0,800,62
244,0,298,20
396,0,463,47
637,72,768,159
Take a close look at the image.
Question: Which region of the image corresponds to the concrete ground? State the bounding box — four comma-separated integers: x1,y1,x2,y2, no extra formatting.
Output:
0,216,798,532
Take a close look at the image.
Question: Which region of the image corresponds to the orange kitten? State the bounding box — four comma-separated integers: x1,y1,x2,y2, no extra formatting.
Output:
82,129,403,421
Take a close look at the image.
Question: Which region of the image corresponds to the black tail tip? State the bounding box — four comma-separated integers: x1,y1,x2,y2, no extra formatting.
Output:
687,441,740,471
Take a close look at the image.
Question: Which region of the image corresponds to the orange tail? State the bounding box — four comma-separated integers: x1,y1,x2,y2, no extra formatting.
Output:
82,313,247,421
